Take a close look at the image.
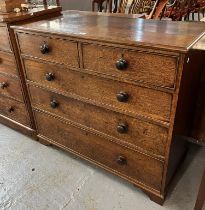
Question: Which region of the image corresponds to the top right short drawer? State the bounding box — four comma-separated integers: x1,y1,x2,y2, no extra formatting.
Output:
82,44,179,89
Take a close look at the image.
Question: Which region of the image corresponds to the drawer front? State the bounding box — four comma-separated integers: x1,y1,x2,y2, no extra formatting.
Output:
17,32,79,67
29,85,168,156
0,51,17,76
82,44,178,89
24,59,172,122
35,110,164,191
0,26,11,51
0,74,23,101
0,95,30,126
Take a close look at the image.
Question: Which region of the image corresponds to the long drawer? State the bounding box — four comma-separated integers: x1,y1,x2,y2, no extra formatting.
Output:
0,26,11,52
24,59,172,122
29,85,168,157
17,32,79,68
0,50,17,76
35,110,164,191
82,44,178,89
0,94,30,126
0,74,23,101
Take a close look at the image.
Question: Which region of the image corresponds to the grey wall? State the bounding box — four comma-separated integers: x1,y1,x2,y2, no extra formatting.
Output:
60,0,91,11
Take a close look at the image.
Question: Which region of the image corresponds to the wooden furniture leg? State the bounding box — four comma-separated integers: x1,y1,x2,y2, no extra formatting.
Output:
141,189,165,205
113,0,118,12
194,169,205,210
38,137,52,146
109,0,113,12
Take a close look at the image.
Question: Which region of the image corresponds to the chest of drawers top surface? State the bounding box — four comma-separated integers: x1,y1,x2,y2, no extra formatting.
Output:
13,10,205,52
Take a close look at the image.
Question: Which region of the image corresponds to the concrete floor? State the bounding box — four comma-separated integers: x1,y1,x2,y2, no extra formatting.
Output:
0,123,204,210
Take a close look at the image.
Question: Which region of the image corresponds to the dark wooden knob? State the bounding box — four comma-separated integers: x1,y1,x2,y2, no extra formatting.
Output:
117,123,128,134
117,92,129,102
8,106,14,113
45,73,55,81
50,100,59,109
116,155,127,165
116,58,128,70
0,82,8,89
40,43,49,54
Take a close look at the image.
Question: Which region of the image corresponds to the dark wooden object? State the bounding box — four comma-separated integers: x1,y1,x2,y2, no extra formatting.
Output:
191,35,205,144
92,0,106,12
0,6,62,136
10,10,205,204
194,169,205,210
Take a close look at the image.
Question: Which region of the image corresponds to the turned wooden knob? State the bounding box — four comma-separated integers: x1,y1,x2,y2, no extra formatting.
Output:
0,82,8,89
117,92,129,102
45,73,55,81
117,123,128,134
8,106,14,113
40,42,49,54
116,155,127,165
116,58,128,70
50,100,59,109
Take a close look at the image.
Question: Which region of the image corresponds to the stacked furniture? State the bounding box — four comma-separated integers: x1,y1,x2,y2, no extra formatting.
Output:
0,4,62,136
12,10,205,204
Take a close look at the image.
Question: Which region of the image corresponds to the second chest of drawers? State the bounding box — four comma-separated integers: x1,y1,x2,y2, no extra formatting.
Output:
0,24,30,131
0,6,62,136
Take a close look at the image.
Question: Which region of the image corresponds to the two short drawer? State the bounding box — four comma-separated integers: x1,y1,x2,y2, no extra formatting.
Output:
35,110,164,191
29,85,168,157
17,32,178,89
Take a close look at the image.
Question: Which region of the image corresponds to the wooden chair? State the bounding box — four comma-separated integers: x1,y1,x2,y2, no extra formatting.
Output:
128,0,169,19
194,169,205,210
128,0,153,15
91,0,170,19
161,0,191,20
188,0,205,20
92,0,106,12
149,0,169,19
115,0,129,13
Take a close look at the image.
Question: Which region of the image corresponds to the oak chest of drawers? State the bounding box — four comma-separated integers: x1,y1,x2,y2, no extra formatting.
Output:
0,6,61,136
13,11,205,204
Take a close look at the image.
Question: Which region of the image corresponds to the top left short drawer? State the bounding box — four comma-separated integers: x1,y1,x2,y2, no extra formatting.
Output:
17,32,79,68
0,26,11,51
